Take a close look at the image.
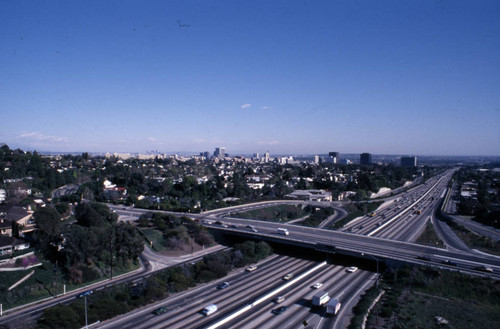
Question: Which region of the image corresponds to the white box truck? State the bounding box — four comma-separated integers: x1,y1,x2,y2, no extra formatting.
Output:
202,304,218,316
312,291,330,307
326,298,341,315
277,228,289,235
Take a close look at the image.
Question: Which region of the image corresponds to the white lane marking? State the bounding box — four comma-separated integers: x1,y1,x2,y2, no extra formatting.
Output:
205,261,328,329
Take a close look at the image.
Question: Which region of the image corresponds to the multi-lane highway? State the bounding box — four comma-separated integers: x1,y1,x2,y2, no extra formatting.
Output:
93,168,500,329
98,255,374,329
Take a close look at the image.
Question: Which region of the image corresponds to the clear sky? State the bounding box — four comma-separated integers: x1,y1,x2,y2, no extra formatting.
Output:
1,1,499,156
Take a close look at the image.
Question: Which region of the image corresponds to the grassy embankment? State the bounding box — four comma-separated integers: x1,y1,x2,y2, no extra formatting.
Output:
0,259,139,310
368,267,500,329
349,267,500,329
415,221,445,248
331,202,382,229
232,204,310,222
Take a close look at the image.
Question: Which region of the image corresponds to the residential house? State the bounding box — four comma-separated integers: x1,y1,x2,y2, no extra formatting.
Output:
0,236,30,256
6,206,35,237
0,218,13,236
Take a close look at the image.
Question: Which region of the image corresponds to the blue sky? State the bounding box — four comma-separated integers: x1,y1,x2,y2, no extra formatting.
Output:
1,1,499,156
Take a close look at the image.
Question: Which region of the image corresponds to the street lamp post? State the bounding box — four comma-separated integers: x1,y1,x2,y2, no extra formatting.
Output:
78,290,93,328
84,295,88,328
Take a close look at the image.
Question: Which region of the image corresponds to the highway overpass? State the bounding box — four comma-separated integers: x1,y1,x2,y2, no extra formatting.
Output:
203,218,500,279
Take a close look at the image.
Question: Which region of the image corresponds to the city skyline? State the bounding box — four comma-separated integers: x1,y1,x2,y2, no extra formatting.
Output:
1,1,499,156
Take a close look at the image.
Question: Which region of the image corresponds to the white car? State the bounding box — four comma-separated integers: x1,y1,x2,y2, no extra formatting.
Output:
283,273,294,280
346,266,358,273
312,282,323,289
275,296,285,303
246,265,258,272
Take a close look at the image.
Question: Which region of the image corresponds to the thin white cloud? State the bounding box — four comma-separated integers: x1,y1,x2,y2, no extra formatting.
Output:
260,106,272,110
147,137,158,142
18,132,68,143
241,103,252,110
257,140,279,145
192,138,207,144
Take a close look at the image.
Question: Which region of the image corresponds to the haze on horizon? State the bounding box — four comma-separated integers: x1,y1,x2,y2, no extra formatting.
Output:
1,1,499,156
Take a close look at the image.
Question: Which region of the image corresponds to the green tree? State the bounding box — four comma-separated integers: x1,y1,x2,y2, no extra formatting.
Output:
34,206,62,259
37,304,81,329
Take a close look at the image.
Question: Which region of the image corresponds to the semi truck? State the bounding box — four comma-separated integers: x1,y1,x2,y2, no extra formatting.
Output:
326,298,341,315
312,291,330,307
201,304,218,316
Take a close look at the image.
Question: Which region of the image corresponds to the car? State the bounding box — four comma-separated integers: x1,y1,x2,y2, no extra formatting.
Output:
216,282,230,290
246,224,253,229
246,265,258,272
153,307,167,315
275,296,285,303
417,255,431,261
476,266,493,273
230,224,239,228
215,221,223,225
77,290,93,298
346,266,358,273
222,224,228,228
442,260,457,266
272,306,288,315
312,282,323,289
283,273,294,280
205,220,213,225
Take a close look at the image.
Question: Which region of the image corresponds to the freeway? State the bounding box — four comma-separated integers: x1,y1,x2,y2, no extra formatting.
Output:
98,168,500,329
98,255,374,329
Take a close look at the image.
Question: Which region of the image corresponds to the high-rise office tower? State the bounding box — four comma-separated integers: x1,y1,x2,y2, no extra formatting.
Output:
328,152,339,164
360,153,372,165
214,147,226,159
400,156,417,167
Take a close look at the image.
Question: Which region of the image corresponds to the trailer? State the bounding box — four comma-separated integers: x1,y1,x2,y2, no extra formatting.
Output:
312,291,330,307
326,298,341,315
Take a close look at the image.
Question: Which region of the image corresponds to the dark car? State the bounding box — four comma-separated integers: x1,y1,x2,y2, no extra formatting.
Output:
442,260,457,266
417,255,431,261
153,307,167,315
216,282,230,290
272,306,288,315
77,290,93,298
